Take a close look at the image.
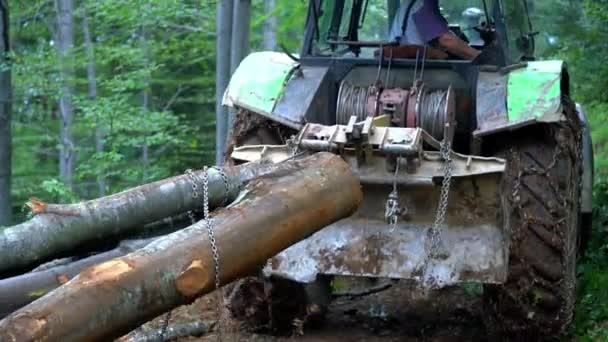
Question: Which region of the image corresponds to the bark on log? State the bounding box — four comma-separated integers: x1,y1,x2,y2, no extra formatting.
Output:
0,153,362,341
116,320,211,342
0,160,284,274
0,238,156,318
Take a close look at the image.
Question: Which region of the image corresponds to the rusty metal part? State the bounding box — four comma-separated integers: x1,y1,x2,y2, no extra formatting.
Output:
337,80,455,143
231,144,506,185
373,88,409,126
265,164,507,288
266,220,506,286
297,122,423,157
406,81,422,128
231,132,506,287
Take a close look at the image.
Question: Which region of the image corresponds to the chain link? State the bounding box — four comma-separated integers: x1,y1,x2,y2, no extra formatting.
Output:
202,167,224,341
420,141,453,287
158,310,171,340
184,168,224,341
385,156,403,232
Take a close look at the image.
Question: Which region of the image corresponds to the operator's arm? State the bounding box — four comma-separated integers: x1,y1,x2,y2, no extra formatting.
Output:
437,31,481,60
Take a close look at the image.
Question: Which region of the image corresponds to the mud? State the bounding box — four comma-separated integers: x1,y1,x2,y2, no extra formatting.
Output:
134,281,495,342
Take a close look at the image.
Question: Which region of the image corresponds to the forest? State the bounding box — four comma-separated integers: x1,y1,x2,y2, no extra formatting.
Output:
0,0,607,340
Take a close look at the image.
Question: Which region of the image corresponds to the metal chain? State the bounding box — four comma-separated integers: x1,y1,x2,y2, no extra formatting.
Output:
184,168,224,341
421,141,453,287
385,156,403,232
158,311,171,341
202,167,224,341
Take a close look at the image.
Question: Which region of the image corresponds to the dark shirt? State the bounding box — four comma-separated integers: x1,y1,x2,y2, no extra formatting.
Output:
390,0,449,44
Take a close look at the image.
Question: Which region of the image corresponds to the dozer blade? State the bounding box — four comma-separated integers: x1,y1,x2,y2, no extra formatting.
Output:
232,124,508,288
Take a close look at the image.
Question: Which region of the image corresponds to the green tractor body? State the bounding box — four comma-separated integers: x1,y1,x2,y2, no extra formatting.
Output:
224,0,594,336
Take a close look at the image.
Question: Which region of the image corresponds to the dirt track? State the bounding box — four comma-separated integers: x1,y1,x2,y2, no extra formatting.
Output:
134,281,494,342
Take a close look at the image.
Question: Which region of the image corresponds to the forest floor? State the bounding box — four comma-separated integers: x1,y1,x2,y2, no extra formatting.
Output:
138,281,496,341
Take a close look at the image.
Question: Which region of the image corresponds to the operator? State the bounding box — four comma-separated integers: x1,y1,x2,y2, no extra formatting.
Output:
389,0,481,60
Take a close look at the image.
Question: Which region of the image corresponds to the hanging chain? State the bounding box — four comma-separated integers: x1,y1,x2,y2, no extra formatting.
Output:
202,167,224,341
184,168,224,341
385,156,403,232
420,141,453,287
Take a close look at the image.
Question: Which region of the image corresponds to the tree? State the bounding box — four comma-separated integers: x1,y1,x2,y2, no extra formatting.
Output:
0,0,10,226
215,0,233,165
81,3,105,196
263,0,277,51
228,0,251,131
54,0,76,190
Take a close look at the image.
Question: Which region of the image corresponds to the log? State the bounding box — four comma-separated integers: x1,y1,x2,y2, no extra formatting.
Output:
116,320,211,342
0,153,362,341
0,238,157,318
0,160,289,275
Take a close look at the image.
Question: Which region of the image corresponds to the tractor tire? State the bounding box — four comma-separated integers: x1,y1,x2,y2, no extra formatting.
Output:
484,110,582,339
224,109,295,165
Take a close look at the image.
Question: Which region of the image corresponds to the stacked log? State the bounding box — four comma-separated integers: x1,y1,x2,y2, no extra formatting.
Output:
0,153,362,341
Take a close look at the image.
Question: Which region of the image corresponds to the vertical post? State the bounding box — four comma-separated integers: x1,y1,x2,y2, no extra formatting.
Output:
215,0,233,165
387,0,398,35
263,0,278,51
227,0,251,135
0,0,10,226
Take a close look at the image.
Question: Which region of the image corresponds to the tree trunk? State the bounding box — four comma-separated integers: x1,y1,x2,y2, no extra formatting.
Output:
54,0,76,190
228,0,251,131
81,4,105,197
139,25,150,179
215,0,233,165
263,0,277,51
0,238,156,318
0,160,286,274
0,0,10,226
0,153,362,341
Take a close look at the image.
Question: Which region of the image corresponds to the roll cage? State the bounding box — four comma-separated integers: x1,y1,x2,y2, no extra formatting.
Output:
300,0,536,66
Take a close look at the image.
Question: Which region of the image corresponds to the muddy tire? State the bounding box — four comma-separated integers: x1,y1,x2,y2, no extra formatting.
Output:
485,113,582,338
224,109,295,165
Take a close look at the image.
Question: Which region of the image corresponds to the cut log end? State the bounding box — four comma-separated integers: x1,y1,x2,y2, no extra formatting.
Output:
27,197,47,215
176,259,211,297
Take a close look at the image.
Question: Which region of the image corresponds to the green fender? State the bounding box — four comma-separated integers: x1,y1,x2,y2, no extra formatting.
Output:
223,52,299,116
475,60,568,137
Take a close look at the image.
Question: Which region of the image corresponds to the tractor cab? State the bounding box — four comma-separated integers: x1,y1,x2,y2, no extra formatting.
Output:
301,0,537,64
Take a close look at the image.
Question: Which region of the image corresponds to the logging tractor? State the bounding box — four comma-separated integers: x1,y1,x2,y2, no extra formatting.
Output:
223,0,594,337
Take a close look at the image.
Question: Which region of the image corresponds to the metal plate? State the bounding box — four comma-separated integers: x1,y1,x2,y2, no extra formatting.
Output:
272,65,331,128
223,52,299,117
265,219,507,287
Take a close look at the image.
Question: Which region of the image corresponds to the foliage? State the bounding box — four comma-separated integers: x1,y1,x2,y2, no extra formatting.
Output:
5,0,608,336
575,179,608,340
10,0,216,213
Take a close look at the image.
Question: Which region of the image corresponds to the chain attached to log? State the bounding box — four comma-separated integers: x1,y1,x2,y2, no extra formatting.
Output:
202,167,224,341
183,168,224,341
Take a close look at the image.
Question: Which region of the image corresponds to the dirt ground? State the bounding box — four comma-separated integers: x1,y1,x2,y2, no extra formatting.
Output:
129,281,495,342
